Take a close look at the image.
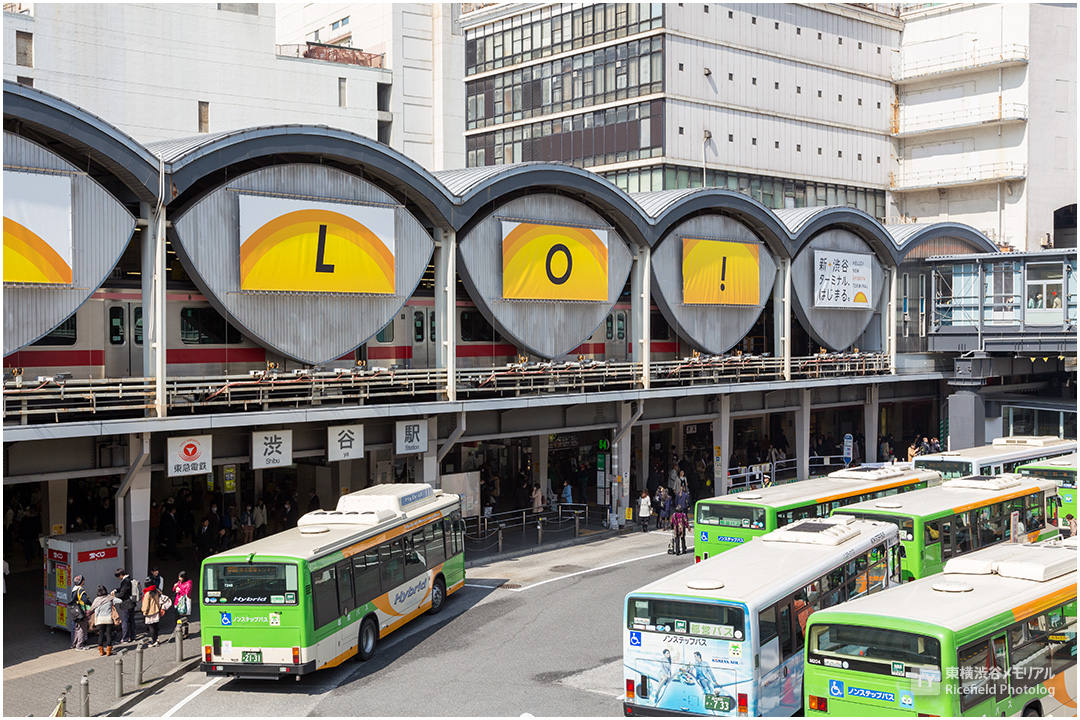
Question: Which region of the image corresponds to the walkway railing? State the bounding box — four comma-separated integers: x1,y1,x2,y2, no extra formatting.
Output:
461,502,603,558
3,353,892,425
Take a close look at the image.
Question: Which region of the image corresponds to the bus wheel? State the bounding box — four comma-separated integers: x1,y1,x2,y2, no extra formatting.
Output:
428,577,446,615
357,617,377,661
1022,706,1041,717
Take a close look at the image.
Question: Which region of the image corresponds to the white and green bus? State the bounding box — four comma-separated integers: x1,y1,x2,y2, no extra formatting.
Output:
623,516,901,717
913,435,1076,480
1017,454,1077,531
803,538,1077,717
199,484,464,679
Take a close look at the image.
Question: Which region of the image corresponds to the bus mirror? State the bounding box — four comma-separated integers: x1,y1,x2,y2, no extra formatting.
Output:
1056,497,1062,508
897,546,907,559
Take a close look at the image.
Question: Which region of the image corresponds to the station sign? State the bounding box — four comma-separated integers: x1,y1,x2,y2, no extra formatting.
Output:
682,238,760,306
328,424,364,461
3,171,74,285
814,250,872,308
77,546,118,563
47,549,69,563
501,221,608,302
238,193,396,294
252,429,293,469
843,433,854,464
167,435,213,477
396,419,427,454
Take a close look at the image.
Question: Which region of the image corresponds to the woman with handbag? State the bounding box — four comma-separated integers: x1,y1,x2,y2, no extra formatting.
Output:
141,575,164,647
88,585,122,656
69,575,91,651
173,570,193,639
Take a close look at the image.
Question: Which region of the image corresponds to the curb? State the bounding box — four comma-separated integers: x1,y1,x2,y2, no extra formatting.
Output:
104,648,202,717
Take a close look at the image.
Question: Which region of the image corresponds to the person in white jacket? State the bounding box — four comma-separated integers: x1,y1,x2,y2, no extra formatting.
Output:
637,490,652,533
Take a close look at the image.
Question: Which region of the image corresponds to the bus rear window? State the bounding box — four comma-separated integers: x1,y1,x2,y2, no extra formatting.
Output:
834,510,914,542
697,503,766,530
913,459,973,479
204,563,299,605
808,623,941,676
628,597,745,640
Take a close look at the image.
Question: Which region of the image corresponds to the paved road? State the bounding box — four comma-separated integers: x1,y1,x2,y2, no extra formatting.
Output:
119,529,693,717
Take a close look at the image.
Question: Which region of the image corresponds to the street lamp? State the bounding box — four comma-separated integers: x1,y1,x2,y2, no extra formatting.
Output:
702,130,712,187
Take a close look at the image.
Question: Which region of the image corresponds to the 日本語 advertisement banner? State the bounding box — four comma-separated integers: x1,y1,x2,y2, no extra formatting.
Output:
682,238,760,306
3,171,74,285
501,221,608,301
239,194,395,294
814,250,873,308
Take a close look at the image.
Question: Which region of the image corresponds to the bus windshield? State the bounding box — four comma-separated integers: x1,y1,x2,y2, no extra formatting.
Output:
913,458,973,479
808,623,941,676
204,562,300,605
697,502,767,530
628,597,746,640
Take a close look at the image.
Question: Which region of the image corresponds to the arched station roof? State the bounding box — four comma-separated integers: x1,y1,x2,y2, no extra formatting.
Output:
885,222,999,260
775,206,899,265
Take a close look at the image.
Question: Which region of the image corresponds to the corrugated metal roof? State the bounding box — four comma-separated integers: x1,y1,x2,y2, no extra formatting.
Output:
434,162,566,196
630,188,704,217
773,206,837,234
884,223,937,247
145,130,242,163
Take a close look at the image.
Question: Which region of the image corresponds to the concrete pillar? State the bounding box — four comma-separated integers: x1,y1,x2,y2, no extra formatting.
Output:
631,245,652,388
638,424,650,495
314,466,332,510
532,434,549,496
797,389,812,481
675,423,685,465
140,202,167,416
613,403,634,527
333,460,353,498
415,417,440,487
254,469,264,502
864,385,880,463
713,395,731,496
435,229,457,400
46,479,68,537
126,438,152,578
947,389,986,451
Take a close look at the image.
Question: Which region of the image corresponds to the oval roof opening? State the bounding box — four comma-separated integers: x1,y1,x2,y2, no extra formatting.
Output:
686,578,724,591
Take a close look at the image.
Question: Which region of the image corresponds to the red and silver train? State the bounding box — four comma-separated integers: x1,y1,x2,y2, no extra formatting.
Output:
4,286,721,380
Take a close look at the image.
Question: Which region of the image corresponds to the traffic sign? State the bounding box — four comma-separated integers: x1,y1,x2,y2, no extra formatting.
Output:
843,433,854,464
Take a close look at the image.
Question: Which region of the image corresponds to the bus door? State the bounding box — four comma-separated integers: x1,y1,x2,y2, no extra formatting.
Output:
409,310,435,368
758,599,803,716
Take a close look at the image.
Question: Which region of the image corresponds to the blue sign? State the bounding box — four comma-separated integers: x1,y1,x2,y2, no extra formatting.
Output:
630,631,642,647
828,680,844,698
700,530,709,542
843,433,854,463
220,611,232,626
899,690,915,710
715,536,746,544
848,686,895,703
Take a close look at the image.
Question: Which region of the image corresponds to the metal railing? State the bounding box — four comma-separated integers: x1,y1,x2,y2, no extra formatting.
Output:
896,44,1028,81
725,456,850,491
462,502,602,556
276,42,383,68
2,353,892,425
894,103,1027,136
891,162,1027,191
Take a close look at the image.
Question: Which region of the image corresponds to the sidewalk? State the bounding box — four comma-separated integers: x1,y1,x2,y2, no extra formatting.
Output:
3,517,643,717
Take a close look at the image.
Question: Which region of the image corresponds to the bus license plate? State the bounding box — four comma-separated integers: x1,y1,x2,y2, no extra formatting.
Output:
704,695,735,712
241,651,262,664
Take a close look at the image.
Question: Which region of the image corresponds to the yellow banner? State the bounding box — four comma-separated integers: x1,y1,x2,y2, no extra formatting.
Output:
682,238,760,306
501,221,608,302
239,194,395,294
4,171,74,285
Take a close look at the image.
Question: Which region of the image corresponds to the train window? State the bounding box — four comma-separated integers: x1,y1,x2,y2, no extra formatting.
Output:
133,307,143,345
605,315,614,341
650,311,670,340
31,316,77,346
413,311,425,343
109,307,125,345
375,322,394,343
617,312,626,340
460,310,494,342
429,311,436,343
179,307,242,344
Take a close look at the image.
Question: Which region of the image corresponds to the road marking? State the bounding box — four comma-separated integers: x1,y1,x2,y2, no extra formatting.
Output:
163,676,220,717
515,551,670,592
464,581,503,588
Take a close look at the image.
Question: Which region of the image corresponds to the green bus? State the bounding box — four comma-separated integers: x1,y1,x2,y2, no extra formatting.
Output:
693,465,940,562
833,474,1061,581
913,436,1076,480
803,538,1077,717
1018,454,1077,532
199,484,464,679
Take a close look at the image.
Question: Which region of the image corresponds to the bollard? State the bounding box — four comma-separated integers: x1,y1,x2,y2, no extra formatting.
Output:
56,685,71,718
497,526,503,554
114,652,124,698
135,642,144,686
575,515,580,538
80,669,93,717
537,519,543,546
175,622,184,663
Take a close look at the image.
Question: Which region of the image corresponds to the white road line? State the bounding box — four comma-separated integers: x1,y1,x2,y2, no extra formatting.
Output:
463,581,503,588
162,675,221,717
514,551,670,592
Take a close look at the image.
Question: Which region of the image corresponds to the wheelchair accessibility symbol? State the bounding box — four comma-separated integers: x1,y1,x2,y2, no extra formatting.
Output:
829,680,844,698
630,631,642,647
220,611,232,626
700,530,708,543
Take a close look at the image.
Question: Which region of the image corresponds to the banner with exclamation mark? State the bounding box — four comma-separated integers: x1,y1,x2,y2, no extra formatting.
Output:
681,238,760,306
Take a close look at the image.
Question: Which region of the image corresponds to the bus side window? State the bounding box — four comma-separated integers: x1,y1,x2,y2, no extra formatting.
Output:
312,567,339,630
758,605,778,646
453,517,465,555
954,512,973,553
426,522,445,566
336,561,353,610
778,602,799,659
380,540,405,588
353,549,381,606
940,519,954,559
404,531,426,578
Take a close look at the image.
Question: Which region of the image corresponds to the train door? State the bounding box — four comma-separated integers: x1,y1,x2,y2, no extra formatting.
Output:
103,302,144,378
604,310,628,361
409,309,436,368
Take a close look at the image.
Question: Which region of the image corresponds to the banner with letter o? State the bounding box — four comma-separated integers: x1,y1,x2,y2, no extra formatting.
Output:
501,221,608,302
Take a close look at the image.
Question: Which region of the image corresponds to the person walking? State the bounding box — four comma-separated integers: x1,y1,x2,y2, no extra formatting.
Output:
253,499,268,539
671,507,689,556
561,480,574,505
1067,514,1077,539
69,575,91,651
113,568,136,643
531,483,544,513
158,503,180,560
141,575,164,646
196,518,215,560
659,487,672,531
148,567,164,593
89,585,121,656
173,571,193,639
240,505,255,545
282,500,298,529
675,485,691,515
637,490,652,533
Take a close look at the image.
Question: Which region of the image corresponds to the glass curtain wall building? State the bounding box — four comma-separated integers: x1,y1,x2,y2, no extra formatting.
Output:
461,3,896,219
